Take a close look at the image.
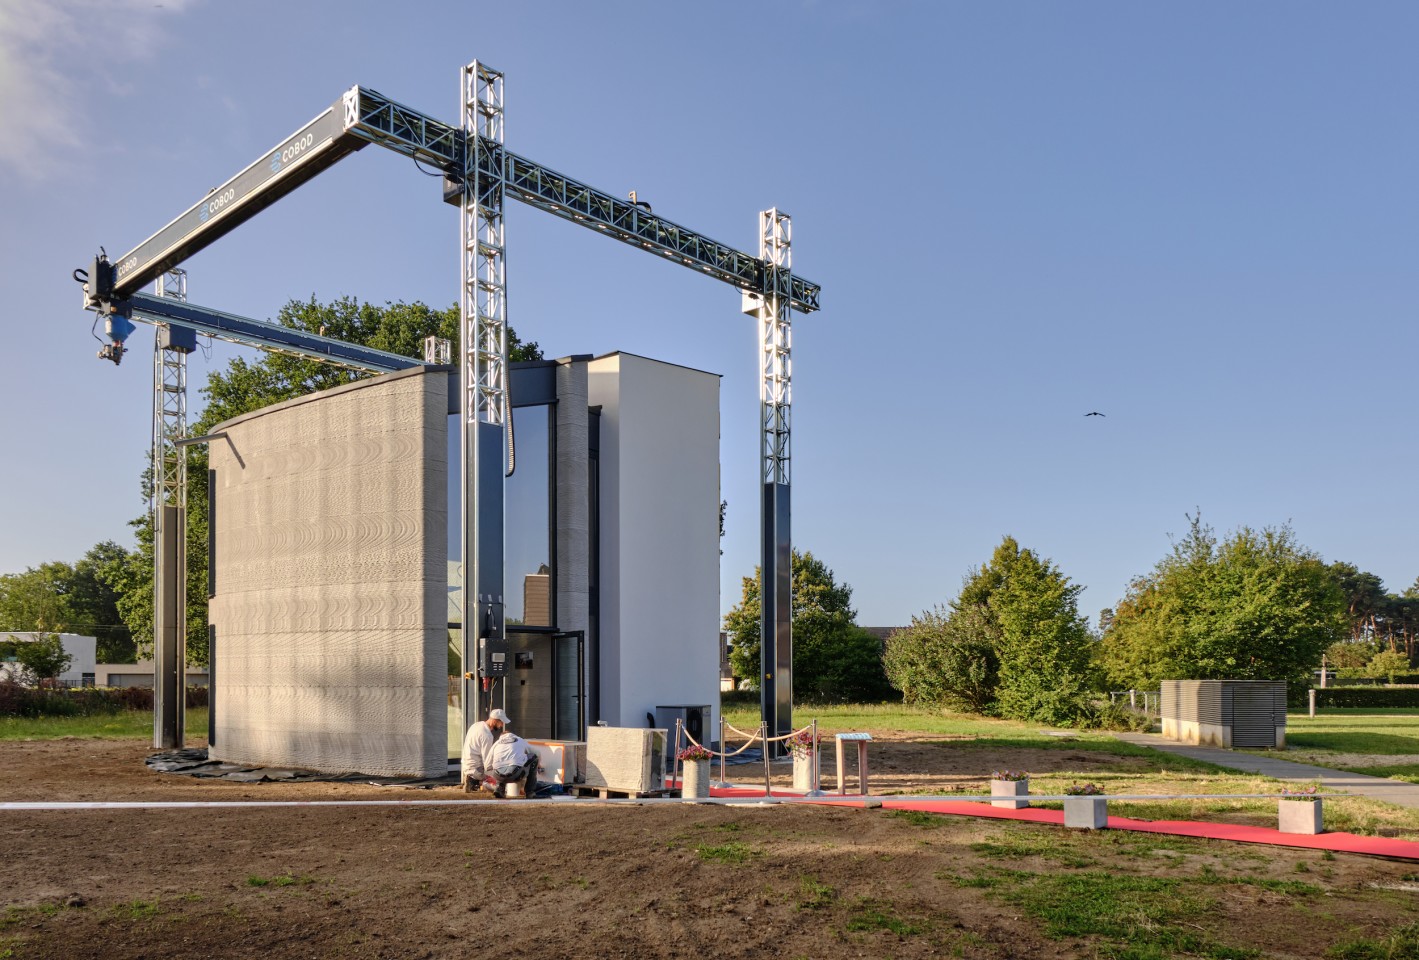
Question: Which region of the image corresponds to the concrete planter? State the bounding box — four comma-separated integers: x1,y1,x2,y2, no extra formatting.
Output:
990,778,1030,809
1278,798,1323,835
681,759,711,800
1063,796,1108,829
793,751,819,792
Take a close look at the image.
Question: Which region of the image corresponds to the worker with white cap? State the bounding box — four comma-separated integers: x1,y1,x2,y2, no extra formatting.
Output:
460,708,511,793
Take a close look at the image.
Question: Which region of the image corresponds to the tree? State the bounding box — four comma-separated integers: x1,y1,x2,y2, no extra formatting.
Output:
1098,515,1346,689
1324,638,1379,670
112,296,542,663
0,542,133,662
9,633,72,685
1365,648,1410,684
1328,562,1387,644
882,536,1093,723
0,563,71,634
725,550,893,703
883,605,999,713
979,538,1096,724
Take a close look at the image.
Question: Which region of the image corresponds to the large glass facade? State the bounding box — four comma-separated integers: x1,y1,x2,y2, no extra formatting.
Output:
446,403,556,756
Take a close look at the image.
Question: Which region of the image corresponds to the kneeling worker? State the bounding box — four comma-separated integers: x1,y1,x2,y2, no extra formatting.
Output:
461,707,511,792
487,729,540,798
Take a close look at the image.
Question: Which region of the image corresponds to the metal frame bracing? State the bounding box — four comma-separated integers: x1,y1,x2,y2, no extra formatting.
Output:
464,64,507,429
759,210,792,486
152,269,188,510
152,268,188,750
757,210,794,751
461,60,508,729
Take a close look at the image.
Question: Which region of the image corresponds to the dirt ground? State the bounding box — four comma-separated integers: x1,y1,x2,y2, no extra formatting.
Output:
3,736,1419,959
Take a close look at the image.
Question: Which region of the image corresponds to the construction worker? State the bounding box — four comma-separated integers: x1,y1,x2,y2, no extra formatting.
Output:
461,708,510,792
487,729,540,798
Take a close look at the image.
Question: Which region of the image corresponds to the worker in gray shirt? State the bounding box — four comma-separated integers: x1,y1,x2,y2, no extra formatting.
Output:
487,729,540,799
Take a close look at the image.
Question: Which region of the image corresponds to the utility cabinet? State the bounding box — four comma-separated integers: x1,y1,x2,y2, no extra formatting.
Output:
1160,680,1287,749
584,726,667,794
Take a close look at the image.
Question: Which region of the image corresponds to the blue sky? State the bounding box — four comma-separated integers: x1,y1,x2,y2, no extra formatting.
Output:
2,1,1417,626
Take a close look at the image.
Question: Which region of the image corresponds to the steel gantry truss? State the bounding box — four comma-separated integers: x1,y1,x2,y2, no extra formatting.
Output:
81,59,820,750
151,269,190,748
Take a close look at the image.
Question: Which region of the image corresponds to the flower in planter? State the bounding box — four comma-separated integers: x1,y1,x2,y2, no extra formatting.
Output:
677,744,714,762
1280,785,1320,800
786,729,820,759
1063,783,1104,796
991,770,1029,782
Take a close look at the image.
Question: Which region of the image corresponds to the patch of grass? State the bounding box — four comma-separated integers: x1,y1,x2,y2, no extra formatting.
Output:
1326,920,1419,959
844,898,924,936
888,809,944,828
246,874,313,888
0,903,62,927
1227,877,1322,896
796,876,837,910
976,869,1257,959
110,899,161,920
970,832,1096,868
0,707,208,740
694,841,757,865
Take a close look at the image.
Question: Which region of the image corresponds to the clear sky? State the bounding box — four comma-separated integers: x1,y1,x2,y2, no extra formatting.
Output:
2,0,1417,627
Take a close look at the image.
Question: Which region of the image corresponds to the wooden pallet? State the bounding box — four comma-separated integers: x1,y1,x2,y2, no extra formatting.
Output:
569,784,679,800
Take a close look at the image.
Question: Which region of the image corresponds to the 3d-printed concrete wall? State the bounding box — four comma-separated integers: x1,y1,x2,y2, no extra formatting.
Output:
207,367,448,777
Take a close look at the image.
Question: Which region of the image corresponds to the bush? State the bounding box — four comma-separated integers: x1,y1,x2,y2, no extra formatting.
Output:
1079,698,1155,732
883,605,1000,713
0,679,208,717
1309,687,1419,709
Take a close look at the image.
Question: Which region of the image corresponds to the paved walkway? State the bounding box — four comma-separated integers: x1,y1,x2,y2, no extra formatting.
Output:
1113,731,1419,809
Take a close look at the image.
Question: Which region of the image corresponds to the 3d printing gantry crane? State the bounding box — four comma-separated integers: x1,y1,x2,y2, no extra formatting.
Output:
77,61,820,753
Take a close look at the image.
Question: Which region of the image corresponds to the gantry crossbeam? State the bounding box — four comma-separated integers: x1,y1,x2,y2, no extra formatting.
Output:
104,87,820,316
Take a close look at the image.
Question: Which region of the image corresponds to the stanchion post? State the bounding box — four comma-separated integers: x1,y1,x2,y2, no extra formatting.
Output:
761,722,772,797
672,718,684,792
718,716,727,787
814,719,823,795
1309,688,1316,719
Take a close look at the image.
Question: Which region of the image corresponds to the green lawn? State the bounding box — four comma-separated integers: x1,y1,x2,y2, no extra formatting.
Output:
0,708,209,741
722,701,1419,836
1281,708,1419,783
1285,709,1419,755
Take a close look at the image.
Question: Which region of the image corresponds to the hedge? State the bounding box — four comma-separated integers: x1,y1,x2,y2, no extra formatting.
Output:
0,680,209,718
1309,687,1419,709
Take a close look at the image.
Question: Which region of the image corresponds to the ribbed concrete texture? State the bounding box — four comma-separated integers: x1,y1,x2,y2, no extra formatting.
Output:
207,368,448,778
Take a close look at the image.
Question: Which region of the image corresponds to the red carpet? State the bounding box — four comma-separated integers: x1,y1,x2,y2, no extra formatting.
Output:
701,785,1419,860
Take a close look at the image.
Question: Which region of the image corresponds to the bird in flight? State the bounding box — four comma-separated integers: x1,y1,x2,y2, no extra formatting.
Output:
1084,411,1105,417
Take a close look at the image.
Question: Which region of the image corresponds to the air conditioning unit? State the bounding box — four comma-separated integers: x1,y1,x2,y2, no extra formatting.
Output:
655,704,712,749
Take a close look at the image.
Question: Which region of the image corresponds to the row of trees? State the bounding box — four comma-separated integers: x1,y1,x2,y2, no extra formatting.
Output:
729,515,1401,726
0,542,133,662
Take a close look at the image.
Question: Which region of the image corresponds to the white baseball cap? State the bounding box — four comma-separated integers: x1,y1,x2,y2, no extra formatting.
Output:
489,708,511,724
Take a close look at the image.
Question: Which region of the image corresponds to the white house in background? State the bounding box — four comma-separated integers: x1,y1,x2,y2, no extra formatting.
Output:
94,661,210,689
0,633,97,687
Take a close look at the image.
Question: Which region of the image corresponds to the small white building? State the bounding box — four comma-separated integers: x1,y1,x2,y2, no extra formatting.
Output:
0,633,97,687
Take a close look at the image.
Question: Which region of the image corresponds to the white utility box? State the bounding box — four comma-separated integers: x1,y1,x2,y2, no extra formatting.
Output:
526,739,586,785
